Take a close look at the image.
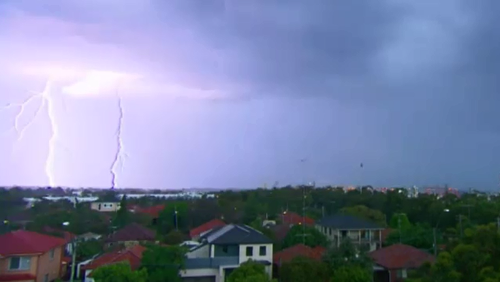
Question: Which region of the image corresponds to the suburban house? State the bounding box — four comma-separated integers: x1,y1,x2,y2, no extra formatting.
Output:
189,219,226,241
90,202,121,212
315,214,385,251
371,244,435,282
128,204,165,225
273,244,325,266
182,224,273,282
105,223,156,248
0,230,67,282
79,244,146,282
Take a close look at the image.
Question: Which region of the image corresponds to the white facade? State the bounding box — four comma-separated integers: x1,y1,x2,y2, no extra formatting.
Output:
183,243,273,282
90,202,121,212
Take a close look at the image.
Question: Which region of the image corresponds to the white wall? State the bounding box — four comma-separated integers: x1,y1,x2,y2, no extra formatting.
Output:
90,202,120,212
238,244,273,278
187,244,210,258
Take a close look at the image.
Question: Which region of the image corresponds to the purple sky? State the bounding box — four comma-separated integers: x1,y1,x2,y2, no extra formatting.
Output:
0,0,499,190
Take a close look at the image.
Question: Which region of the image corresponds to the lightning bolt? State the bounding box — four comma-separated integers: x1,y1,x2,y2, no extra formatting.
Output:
3,80,59,187
110,95,126,189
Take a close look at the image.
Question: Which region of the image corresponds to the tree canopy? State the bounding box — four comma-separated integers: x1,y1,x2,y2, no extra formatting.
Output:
226,260,274,282
140,245,186,282
91,262,147,282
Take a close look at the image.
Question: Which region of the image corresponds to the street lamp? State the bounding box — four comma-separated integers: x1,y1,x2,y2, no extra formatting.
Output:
433,209,450,256
62,222,78,282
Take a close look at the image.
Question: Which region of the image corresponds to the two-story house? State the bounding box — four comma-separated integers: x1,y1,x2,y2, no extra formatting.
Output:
316,214,384,251
182,224,273,282
0,230,67,282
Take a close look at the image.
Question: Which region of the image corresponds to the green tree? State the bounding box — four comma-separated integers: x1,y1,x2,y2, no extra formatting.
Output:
282,225,328,249
279,256,328,282
92,262,147,282
389,213,411,230
323,239,372,280
76,239,103,261
226,260,273,282
140,245,186,282
157,202,188,234
114,195,130,228
163,230,185,245
411,252,460,282
340,205,386,226
331,265,372,282
385,223,434,249
451,244,487,282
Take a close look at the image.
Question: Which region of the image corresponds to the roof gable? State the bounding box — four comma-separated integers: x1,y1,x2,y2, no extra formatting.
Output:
370,244,435,269
316,215,382,229
273,244,325,264
200,224,272,245
190,219,226,238
0,230,66,256
82,245,146,271
106,223,156,242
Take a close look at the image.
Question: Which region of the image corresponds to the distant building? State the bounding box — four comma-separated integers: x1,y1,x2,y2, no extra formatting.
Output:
105,223,156,248
316,215,384,252
90,202,121,212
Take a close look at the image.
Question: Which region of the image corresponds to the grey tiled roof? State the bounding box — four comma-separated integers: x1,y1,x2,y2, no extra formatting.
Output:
316,215,382,229
200,224,272,245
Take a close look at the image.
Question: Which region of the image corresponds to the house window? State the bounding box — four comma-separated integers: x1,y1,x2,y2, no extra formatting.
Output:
246,246,253,256
397,269,407,278
50,249,55,260
341,230,347,238
259,246,266,256
44,274,49,282
222,246,228,253
9,257,31,270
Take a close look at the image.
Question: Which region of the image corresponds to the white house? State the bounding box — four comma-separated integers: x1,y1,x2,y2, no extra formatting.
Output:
182,224,273,282
90,202,121,212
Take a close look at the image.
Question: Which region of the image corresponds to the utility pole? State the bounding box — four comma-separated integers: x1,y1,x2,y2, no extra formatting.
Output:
398,214,402,243
458,215,463,238
174,206,178,231
497,216,500,233
433,228,437,256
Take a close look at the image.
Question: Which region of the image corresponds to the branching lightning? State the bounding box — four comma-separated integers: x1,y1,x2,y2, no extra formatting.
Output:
110,95,126,189
4,80,59,187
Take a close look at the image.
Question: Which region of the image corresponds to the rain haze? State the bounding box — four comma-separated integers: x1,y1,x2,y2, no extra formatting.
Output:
0,0,499,190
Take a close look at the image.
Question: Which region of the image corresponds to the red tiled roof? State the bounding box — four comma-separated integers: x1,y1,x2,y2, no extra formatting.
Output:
281,212,315,226
370,244,435,270
0,273,37,281
189,219,226,238
273,244,325,265
138,205,165,217
106,223,156,243
0,230,67,256
82,245,146,271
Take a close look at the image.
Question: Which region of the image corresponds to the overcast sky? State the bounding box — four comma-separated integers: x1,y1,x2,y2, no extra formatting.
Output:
0,0,499,190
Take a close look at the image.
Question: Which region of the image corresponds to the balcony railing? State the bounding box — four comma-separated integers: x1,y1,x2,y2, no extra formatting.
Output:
185,257,239,269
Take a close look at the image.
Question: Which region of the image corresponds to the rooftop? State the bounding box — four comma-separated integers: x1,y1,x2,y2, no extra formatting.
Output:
370,244,435,269
190,219,226,238
106,223,156,243
273,244,325,265
0,230,67,256
316,214,382,229
81,244,146,271
200,224,273,245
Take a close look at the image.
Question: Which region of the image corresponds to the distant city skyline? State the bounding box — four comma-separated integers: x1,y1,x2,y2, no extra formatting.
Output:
0,1,499,190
